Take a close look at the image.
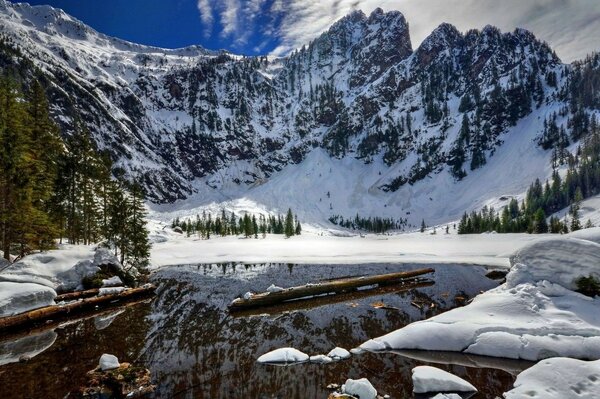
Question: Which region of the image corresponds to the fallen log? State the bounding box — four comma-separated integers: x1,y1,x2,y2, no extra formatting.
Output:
0,285,156,333
0,297,152,342
55,288,101,302
228,268,434,310
230,279,434,318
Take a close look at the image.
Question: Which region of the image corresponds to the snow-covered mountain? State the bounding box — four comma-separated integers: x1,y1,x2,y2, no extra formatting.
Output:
0,1,597,225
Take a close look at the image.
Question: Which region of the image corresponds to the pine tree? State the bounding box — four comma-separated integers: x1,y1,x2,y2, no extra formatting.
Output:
420,219,426,233
0,78,33,259
125,183,151,270
284,208,295,238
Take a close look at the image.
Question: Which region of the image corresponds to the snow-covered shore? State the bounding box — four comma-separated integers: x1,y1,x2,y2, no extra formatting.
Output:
360,228,600,362
0,246,128,317
149,228,540,268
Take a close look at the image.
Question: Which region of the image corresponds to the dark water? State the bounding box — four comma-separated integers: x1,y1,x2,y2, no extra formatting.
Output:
0,263,524,399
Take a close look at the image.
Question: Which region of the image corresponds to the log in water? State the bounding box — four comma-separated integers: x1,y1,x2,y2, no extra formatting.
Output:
0,285,156,333
230,279,434,318
228,268,434,310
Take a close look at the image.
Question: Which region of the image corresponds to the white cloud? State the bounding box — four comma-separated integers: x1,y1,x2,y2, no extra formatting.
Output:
197,0,600,62
196,0,214,37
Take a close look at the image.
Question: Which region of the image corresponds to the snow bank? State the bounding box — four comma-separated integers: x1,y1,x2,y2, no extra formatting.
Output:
0,245,96,289
412,366,477,394
342,378,377,399
509,236,600,290
256,347,309,365
504,357,600,399
327,347,351,360
0,245,124,292
0,282,56,317
360,232,600,361
99,353,120,371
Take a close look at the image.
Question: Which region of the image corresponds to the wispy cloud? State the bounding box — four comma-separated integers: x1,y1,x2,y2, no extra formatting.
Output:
196,0,214,37
196,0,600,62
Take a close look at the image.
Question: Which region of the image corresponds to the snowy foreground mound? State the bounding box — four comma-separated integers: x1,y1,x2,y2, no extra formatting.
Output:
504,358,600,398
360,228,600,361
0,246,127,317
0,246,119,291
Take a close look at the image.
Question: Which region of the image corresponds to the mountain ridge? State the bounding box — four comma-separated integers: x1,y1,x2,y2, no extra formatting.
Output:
0,1,598,226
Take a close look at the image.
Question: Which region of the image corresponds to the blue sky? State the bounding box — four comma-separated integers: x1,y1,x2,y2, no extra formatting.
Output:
9,0,600,61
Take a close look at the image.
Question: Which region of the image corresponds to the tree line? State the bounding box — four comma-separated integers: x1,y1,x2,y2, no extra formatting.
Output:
172,208,302,239
328,214,408,234
0,77,150,268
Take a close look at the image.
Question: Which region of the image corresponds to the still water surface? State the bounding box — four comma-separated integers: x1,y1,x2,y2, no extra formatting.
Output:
0,263,523,399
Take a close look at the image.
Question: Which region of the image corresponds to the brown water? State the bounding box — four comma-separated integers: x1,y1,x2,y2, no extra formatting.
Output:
0,263,525,399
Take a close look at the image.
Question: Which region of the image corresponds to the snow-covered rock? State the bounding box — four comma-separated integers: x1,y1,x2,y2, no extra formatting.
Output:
412,366,477,394
56,259,100,292
99,354,120,371
102,276,123,287
309,354,333,364
243,292,253,300
266,284,285,293
327,347,351,360
98,287,127,296
0,282,56,317
504,358,600,399
342,378,377,399
359,232,600,361
93,248,123,270
256,347,309,365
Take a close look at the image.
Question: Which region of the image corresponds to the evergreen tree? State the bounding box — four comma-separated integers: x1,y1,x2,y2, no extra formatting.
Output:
125,183,151,270
284,208,295,238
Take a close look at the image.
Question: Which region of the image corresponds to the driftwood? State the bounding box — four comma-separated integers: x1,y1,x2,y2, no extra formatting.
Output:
229,268,434,310
230,279,434,318
0,285,156,333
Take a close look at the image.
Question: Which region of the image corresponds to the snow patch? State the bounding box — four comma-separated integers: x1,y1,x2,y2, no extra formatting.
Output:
412,365,477,394
256,347,309,365
98,287,127,296
102,276,123,287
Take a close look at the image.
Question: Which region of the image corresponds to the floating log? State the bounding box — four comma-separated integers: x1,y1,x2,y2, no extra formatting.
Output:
228,268,434,310
230,279,434,318
0,285,156,333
